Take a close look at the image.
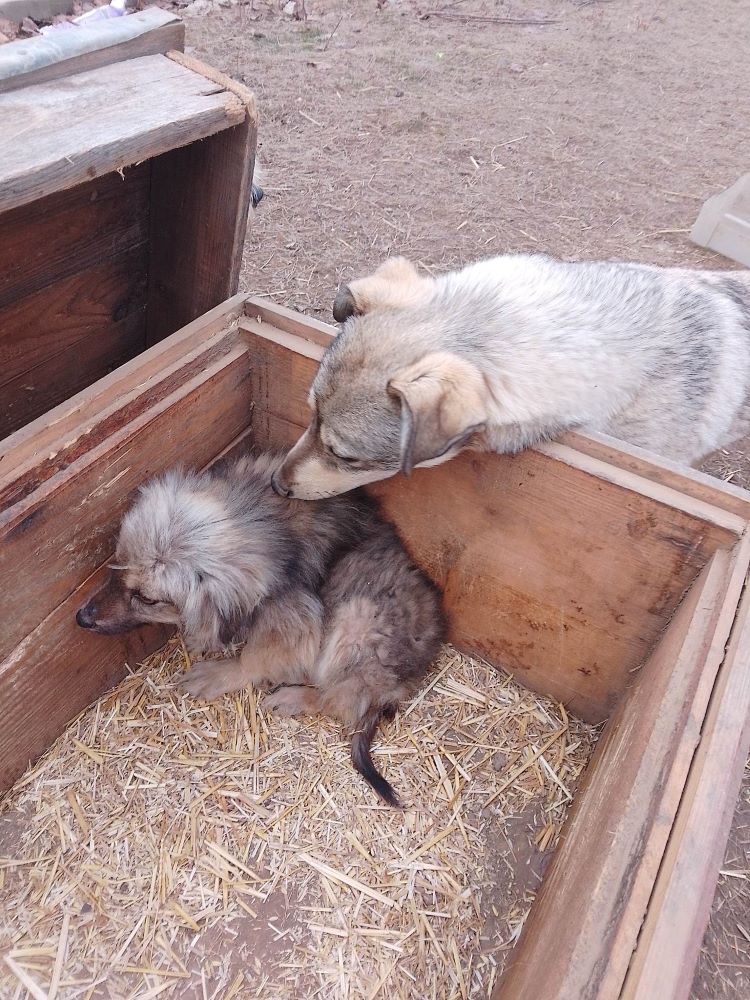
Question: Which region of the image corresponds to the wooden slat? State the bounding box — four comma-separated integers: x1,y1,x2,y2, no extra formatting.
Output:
244,295,338,348
622,563,750,1000
239,314,740,721
0,564,171,792
1,308,144,438
0,295,246,485
0,53,246,214
495,546,744,999
145,52,257,344
0,334,251,661
0,162,151,311
562,429,750,519
0,246,148,388
0,9,185,94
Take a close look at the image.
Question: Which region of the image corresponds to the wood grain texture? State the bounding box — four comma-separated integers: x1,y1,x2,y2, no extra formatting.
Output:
563,429,750,519
0,296,246,487
0,53,245,213
0,162,150,311
0,335,252,662
0,9,185,94
622,555,750,1000
496,547,744,1000
0,562,171,793
145,56,257,344
0,309,144,438
0,246,148,388
239,313,738,721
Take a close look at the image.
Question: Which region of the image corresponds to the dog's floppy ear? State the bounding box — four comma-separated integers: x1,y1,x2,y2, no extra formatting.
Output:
333,257,434,322
387,352,487,476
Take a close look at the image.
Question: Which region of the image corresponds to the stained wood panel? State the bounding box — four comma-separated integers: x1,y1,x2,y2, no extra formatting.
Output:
145,53,257,345
0,248,149,434
0,54,246,214
0,564,171,792
0,333,251,662
496,547,743,999
0,162,151,311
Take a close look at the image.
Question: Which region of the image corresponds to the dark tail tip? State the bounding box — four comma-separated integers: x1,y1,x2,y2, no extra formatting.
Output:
251,184,264,208
351,709,401,808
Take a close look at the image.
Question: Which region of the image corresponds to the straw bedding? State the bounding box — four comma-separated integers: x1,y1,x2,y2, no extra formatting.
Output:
0,640,598,999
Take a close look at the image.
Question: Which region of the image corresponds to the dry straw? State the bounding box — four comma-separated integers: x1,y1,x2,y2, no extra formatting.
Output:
1,641,597,999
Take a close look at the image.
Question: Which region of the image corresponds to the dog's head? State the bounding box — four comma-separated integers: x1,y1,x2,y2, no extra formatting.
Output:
272,257,488,499
76,468,276,651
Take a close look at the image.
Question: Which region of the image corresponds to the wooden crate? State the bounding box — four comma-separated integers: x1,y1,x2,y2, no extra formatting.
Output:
0,45,257,437
1,297,749,1000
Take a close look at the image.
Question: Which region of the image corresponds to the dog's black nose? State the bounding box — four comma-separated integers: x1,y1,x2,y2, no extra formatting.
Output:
271,472,292,498
76,605,95,629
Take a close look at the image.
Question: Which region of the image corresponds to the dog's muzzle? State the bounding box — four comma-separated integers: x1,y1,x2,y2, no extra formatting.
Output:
76,603,97,629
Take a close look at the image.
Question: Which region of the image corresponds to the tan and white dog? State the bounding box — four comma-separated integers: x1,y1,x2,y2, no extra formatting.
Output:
271,254,750,499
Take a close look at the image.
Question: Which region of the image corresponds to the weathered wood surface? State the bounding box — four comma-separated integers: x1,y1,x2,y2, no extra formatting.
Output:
238,310,741,722
0,53,246,213
0,9,185,94
496,544,748,999
0,162,150,311
0,336,255,790
145,52,257,344
0,327,250,663
622,555,750,999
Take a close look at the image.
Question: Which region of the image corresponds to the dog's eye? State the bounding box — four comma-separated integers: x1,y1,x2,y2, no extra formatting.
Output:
135,593,159,606
330,448,360,466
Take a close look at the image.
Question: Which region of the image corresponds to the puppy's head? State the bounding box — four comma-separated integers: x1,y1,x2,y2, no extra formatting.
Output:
76,469,274,650
272,258,488,499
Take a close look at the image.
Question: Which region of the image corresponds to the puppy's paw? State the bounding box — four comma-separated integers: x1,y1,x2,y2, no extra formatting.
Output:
264,685,319,717
178,661,242,701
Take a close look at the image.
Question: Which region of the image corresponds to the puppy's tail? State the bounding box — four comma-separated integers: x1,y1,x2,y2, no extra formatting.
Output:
351,706,401,808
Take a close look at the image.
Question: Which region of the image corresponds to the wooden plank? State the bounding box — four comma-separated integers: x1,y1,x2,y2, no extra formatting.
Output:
495,547,742,1000
0,53,246,214
0,161,151,311
0,247,148,390
145,52,257,344
0,335,251,662
622,563,750,1000
0,295,246,484
0,9,185,95
0,564,171,793
562,429,750,519
0,308,144,437
244,295,338,349
239,314,739,721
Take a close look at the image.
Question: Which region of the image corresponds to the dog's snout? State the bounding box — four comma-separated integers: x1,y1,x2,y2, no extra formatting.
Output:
271,471,292,498
76,604,96,629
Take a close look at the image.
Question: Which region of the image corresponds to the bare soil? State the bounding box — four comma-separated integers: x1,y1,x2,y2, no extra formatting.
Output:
181,0,748,994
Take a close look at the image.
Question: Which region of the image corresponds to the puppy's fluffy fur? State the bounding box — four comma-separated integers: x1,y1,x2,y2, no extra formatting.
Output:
76,453,445,805
272,254,750,499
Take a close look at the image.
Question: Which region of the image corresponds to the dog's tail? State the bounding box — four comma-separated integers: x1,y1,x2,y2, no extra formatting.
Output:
351,705,401,808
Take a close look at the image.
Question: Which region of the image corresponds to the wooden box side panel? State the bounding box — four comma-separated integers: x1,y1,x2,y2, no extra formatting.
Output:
239,314,741,723
145,53,258,346
622,567,750,1000
0,322,254,792
0,164,151,437
495,541,749,1000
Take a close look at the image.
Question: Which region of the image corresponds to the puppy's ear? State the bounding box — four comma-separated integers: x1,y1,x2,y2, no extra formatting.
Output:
333,257,434,322
388,352,487,476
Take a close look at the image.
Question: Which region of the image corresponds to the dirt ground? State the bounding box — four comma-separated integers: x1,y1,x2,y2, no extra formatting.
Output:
178,0,749,995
